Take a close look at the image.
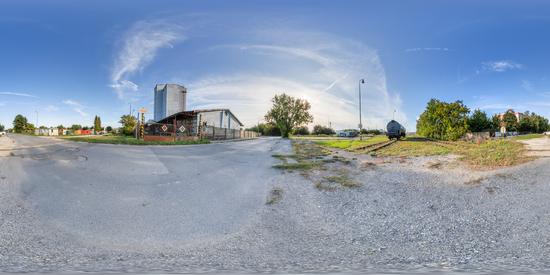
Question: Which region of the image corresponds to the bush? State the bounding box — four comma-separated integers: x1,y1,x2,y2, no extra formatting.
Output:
263,123,282,136
294,126,310,135
312,125,335,135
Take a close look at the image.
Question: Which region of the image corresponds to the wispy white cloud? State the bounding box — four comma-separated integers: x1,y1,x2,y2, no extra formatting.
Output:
480,60,524,73
521,80,533,90
45,105,58,111
185,30,405,130
0,101,5,106
0,92,37,97
406,47,449,52
542,77,547,80
479,104,513,110
62,100,89,117
110,20,185,101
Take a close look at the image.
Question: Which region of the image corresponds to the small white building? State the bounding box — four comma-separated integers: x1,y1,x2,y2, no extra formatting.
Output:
35,128,58,136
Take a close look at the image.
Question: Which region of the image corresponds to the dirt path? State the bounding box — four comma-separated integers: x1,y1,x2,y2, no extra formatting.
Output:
519,136,550,156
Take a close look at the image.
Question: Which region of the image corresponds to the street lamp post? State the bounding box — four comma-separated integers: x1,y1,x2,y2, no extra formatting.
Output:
35,111,38,134
129,103,131,116
359,79,364,140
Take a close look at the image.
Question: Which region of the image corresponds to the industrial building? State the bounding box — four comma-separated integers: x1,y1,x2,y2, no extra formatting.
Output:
147,84,253,141
154,84,187,122
153,84,244,130
156,109,243,134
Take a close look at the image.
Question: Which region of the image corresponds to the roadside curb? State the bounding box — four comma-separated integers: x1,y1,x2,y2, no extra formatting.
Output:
209,137,265,143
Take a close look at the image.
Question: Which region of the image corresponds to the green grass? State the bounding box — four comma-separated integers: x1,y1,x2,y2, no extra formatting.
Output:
376,138,454,156
376,137,532,170
313,135,389,150
324,173,361,188
515,134,543,140
63,135,210,145
272,162,325,170
266,188,283,204
313,140,353,149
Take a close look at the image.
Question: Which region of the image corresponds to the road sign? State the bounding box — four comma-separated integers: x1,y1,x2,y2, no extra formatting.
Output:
179,126,185,132
161,125,167,132
358,124,362,128
139,108,148,114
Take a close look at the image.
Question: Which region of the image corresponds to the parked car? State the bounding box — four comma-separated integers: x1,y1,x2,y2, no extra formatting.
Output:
99,131,104,135
544,131,550,135
0,131,5,135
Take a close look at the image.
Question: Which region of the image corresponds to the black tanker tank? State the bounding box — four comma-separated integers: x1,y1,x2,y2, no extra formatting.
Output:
386,120,406,140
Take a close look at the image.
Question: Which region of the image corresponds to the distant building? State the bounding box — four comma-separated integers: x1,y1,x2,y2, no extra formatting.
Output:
35,128,58,136
496,109,524,122
154,84,187,122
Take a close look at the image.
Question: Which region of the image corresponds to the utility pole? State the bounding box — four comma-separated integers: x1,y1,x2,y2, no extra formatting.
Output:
358,79,365,140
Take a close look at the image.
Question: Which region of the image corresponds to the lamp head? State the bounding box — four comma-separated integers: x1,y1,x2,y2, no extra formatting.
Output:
360,79,364,83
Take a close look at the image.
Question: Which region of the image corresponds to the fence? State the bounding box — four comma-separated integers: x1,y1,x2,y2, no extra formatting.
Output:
202,126,261,140
142,123,261,141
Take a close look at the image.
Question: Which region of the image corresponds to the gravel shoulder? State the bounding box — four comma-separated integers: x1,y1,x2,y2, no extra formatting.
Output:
2,142,550,273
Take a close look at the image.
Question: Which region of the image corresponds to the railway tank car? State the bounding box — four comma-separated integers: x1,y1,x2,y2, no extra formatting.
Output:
386,120,406,140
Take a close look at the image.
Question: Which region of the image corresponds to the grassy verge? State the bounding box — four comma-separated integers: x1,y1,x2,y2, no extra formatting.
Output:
374,137,455,156
314,136,533,170
63,135,210,145
515,134,544,140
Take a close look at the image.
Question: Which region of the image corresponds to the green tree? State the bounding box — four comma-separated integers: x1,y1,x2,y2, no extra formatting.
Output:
106,126,112,133
56,125,64,129
245,123,267,135
0,124,4,131
25,123,35,133
294,126,310,135
82,126,89,130
70,124,82,131
264,93,314,138
502,112,518,132
518,117,531,132
119,115,137,136
416,99,470,141
491,115,502,132
13,114,27,133
263,123,282,136
312,125,336,135
527,112,549,133
94,116,101,134
468,109,492,132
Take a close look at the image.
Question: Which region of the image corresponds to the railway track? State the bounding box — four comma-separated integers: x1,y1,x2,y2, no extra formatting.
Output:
354,139,397,153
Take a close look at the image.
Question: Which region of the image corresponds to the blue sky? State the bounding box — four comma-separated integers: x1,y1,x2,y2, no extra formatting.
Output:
1,0,549,131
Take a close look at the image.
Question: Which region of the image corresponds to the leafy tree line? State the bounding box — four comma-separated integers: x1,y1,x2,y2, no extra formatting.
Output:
245,123,336,136
492,110,549,133
417,99,550,141
245,123,282,136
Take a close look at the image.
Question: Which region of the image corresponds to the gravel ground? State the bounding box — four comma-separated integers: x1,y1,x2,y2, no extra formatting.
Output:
2,147,550,273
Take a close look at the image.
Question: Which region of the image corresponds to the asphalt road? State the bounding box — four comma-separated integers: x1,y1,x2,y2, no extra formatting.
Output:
7,134,293,250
